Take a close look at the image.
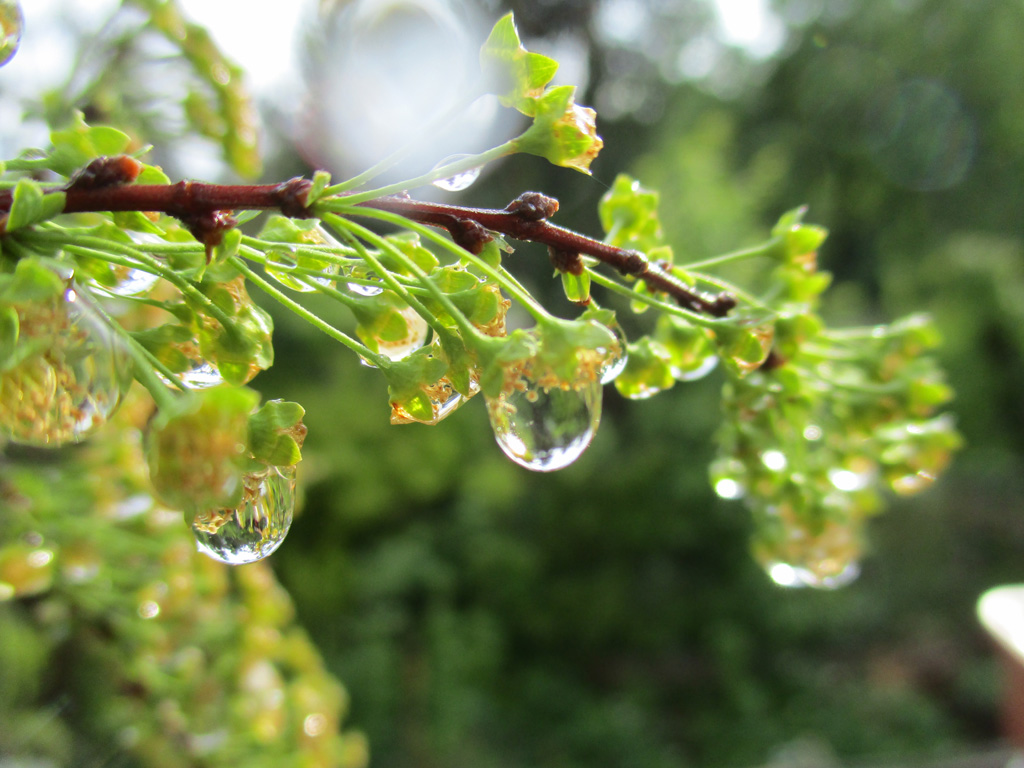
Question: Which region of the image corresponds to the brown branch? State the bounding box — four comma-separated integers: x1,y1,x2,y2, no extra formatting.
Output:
0,165,735,317
359,192,736,317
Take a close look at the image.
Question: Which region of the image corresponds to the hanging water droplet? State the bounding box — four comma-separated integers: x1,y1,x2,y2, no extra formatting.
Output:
0,0,24,68
0,284,129,446
431,154,482,192
390,374,479,425
598,321,628,384
191,466,296,565
376,307,429,361
486,379,602,472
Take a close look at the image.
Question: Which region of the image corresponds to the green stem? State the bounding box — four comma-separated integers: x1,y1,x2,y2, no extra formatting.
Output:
320,142,517,205
229,256,387,367
30,228,244,336
330,204,553,324
588,271,720,329
682,238,781,270
86,292,183,410
325,214,481,341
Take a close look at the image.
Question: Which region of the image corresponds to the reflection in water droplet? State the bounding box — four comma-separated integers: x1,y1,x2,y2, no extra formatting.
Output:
767,560,861,589
486,380,601,472
714,477,744,500
266,245,338,293
347,281,384,297
598,322,628,384
672,353,718,382
828,467,872,492
0,284,129,446
158,359,224,390
760,449,787,472
376,308,429,361
431,154,482,192
192,466,296,565
0,0,24,68
889,470,935,495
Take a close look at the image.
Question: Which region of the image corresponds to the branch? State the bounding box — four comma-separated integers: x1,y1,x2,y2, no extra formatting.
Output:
358,192,736,317
0,160,735,317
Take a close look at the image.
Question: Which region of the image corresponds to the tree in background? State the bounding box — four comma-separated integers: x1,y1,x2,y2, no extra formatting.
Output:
0,2,993,767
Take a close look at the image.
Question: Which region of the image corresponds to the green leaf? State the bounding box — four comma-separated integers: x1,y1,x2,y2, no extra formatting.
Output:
513,85,604,173
5,179,66,231
560,270,591,304
480,13,558,113
598,174,665,253
248,399,306,467
46,114,132,177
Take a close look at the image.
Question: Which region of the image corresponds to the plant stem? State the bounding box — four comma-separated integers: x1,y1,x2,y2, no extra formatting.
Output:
229,256,387,368
322,143,517,204
325,213,485,340
682,238,781,270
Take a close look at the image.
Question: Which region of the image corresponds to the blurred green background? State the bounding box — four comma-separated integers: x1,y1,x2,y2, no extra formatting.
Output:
4,0,1024,766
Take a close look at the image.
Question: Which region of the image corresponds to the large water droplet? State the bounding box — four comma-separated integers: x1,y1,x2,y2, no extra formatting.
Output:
431,154,482,192
486,380,602,472
191,466,296,565
0,0,24,68
0,284,129,446
376,307,430,361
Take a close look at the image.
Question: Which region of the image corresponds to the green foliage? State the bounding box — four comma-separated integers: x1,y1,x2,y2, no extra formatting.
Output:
0,2,988,767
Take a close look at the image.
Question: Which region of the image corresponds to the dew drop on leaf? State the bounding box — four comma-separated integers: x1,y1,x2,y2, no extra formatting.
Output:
0,0,24,68
191,466,296,565
431,154,482,192
486,380,602,472
0,285,129,446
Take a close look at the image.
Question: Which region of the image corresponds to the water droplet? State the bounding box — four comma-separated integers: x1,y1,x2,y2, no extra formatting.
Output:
889,470,935,495
158,359,224,390
376,307,429,361
672,353,718,382
0,284,129,446
598,322,628,384
347,281,384,297
710,457,747,499
0,0,24,68
828,466,872,492
431,154,482,192
714,477,744,500
486,379,602,472
761,449,788,472
803,424,823,441
391,374,479,425
266,245,337,293
191,466,296,565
